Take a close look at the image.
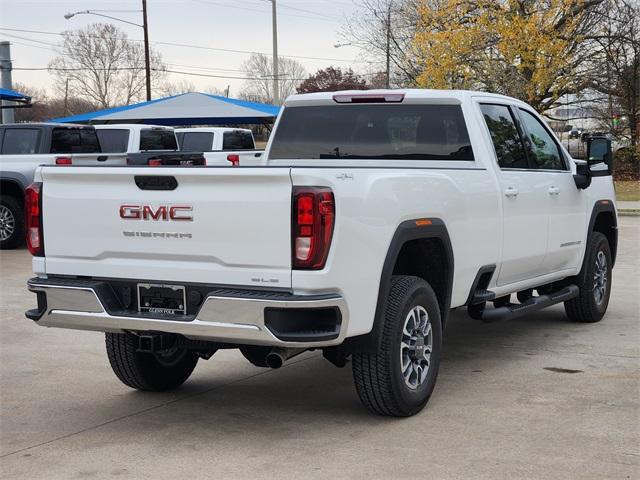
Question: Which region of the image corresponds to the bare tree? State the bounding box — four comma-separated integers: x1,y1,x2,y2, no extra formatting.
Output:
156,79,197,97
157,79,228,97
240,53,306,104
12,82,48,123
342,0,421,87
48,23,166,108
588,0,639,151
12,82,98,122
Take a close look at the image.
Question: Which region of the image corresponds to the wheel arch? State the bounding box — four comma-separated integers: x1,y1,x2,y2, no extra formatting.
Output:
589,200,617,267
0,177,26,204
343,218,454,354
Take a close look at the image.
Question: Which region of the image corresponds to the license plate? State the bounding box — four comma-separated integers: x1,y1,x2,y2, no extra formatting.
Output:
137,283,186,315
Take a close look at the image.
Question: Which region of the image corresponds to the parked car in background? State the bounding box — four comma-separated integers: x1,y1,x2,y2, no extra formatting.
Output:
175,127,264,166
564,131,627,160
0,123,127,249
94,124,205,166
24,90,617,416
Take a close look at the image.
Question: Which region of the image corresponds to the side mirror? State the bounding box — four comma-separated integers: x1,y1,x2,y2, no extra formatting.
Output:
573,161,592,189
586,136,613,176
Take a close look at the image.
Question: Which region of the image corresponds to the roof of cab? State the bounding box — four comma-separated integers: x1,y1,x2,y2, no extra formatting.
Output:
0,122,94,129
283,89,529,107
92,124,174,130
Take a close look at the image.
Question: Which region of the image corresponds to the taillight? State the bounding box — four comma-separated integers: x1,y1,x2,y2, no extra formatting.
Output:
148,158,163,166
292,186,335,270
55,156,72,165
227,154,240,166
25,182,43,256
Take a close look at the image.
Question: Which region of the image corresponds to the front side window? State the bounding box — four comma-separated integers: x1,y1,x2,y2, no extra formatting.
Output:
480,104,528,169
268,104,474,161
181,132,214,151
518,109,565,170
140,129,178,151
1,129,39,154
96,129,130,153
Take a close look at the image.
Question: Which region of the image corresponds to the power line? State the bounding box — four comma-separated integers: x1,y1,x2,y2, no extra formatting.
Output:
0,26,369,63
12,65,310,81
191,0,337,22
14,65,379,81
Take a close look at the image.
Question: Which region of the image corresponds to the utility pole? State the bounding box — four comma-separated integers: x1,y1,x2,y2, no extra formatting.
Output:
271,0,279,105
385,4,391,89
142,0,152,101
0,41,14,124
64,78,69,117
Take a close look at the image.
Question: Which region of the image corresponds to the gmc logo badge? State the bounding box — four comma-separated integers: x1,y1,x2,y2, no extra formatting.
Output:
119,205,193,221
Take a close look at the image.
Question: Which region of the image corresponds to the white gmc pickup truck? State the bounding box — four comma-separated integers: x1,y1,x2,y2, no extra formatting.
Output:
25,90,618,417
175,127,264,166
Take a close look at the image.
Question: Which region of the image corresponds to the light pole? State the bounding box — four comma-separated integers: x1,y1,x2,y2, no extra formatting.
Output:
269,0,279,105
64,2,152,101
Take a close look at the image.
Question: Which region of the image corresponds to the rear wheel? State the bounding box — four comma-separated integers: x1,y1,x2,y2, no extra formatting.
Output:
0,195,23,250
564,232,612,323
352,276,442,417
105,332,198,391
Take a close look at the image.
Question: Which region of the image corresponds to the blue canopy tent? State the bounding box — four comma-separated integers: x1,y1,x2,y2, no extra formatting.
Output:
0,87,32,108
50,92,280,126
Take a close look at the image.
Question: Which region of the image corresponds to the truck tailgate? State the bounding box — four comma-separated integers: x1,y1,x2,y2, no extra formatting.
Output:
40,167,293,288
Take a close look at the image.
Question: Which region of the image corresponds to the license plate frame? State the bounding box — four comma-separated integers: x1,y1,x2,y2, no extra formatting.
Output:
137,283,187,315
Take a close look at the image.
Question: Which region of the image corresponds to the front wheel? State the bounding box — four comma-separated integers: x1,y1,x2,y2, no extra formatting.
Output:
105,333,199,391
352,276,442,417
564,232,612,323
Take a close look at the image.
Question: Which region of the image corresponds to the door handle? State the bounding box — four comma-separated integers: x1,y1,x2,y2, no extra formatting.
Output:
504,187,519,198
548,186,560,196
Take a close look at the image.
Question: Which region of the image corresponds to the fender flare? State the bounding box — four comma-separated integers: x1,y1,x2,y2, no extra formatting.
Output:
343,218,454,354
587,199,618,267
0,173,29,193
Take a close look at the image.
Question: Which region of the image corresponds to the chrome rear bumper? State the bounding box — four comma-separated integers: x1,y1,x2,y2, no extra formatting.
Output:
27,277,348,348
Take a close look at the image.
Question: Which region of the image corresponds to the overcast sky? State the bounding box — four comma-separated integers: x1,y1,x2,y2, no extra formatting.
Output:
0,0,374,99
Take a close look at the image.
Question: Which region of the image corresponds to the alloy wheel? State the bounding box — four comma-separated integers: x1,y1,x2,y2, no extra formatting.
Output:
400,305,433,389
0,205,15,242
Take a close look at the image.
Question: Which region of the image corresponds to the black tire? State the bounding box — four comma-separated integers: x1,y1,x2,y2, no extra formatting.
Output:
240,345,271,367
352,275,442,417
105,332,198,391
564,232,612,323
0,195,24,250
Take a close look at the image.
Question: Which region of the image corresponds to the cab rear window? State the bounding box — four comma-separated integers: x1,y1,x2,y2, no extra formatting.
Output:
269,104,474,160
51,128,101,154
222,130,254,150
140,129,178,151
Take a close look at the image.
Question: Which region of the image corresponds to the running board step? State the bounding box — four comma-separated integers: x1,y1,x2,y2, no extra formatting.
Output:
479,285,579,323
470,289,496,305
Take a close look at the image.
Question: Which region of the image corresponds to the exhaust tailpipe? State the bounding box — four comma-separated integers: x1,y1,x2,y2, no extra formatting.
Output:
265,348,306,369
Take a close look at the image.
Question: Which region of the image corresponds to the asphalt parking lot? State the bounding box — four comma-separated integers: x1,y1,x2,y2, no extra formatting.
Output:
1,217,638,480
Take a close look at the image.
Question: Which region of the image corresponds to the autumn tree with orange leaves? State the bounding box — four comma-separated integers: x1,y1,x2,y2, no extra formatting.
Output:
411,0,607,111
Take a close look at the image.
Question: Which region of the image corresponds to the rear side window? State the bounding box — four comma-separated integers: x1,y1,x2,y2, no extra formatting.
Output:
96,129,130,153
1,128,39,154
518,109,565,170
180,132,214,151
140,129,178,151
51,128,101,154
268,104,474,160
480,104,528,169
222,130,254,150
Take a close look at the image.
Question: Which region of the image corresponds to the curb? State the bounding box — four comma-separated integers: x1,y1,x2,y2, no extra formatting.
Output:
619,209,640,217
